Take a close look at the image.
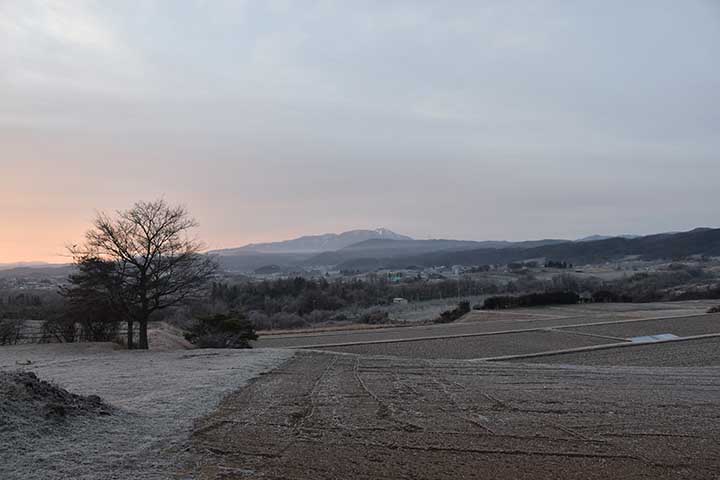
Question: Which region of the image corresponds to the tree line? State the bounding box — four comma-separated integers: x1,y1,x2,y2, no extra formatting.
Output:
209,276,502,317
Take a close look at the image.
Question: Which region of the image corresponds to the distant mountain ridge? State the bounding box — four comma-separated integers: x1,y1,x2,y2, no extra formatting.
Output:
211,227,720,272
210,228,412,255
335,227,720,271
0,261,62,271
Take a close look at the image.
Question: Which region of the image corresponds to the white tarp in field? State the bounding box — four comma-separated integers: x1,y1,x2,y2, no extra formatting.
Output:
629,333,679,343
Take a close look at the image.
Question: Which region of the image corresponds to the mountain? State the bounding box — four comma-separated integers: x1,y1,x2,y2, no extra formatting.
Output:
210,228,412,255
336,227,720,270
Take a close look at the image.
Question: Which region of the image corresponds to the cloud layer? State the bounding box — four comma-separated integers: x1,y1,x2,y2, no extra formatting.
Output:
1,1,719,262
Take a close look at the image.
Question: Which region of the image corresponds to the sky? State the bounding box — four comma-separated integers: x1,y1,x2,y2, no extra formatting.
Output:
1,0,719,263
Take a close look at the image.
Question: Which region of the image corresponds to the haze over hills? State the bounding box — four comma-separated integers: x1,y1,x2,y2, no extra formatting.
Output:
4,228,720,275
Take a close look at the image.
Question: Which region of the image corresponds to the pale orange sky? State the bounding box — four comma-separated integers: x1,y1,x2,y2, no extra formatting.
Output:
2,1,719,264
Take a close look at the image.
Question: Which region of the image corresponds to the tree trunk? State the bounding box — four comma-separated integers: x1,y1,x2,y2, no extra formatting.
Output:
138,317,149,350
127,320,134,350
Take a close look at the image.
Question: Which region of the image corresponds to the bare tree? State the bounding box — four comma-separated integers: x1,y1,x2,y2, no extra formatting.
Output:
71,199,217,349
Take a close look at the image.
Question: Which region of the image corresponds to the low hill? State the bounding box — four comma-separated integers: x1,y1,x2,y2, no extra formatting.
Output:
211,252,313,273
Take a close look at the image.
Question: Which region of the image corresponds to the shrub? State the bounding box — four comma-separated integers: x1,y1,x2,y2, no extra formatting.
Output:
304,310,334,324
247,311,271,330
269,312,306,329
41,316,78,343
482,292,579,310
359,310,391,324
0,319,24,345
435,301,470,324
185,313,258,348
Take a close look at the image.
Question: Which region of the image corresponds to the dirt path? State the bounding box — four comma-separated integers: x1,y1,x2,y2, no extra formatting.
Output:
187,352,720,479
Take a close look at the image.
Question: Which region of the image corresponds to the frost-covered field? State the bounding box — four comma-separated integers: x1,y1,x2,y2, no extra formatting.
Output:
0,343,293,480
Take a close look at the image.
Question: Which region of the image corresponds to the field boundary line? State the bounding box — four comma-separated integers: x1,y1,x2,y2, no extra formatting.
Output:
260,311,712,341
288,313,718,349
545,328,626,342
473,332,720,362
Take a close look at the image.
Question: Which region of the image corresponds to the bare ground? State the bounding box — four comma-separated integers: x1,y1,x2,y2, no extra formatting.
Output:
187,351,720,479
0,344,294,480
4,301,720,479
319,330,613,359
254,301,718,350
